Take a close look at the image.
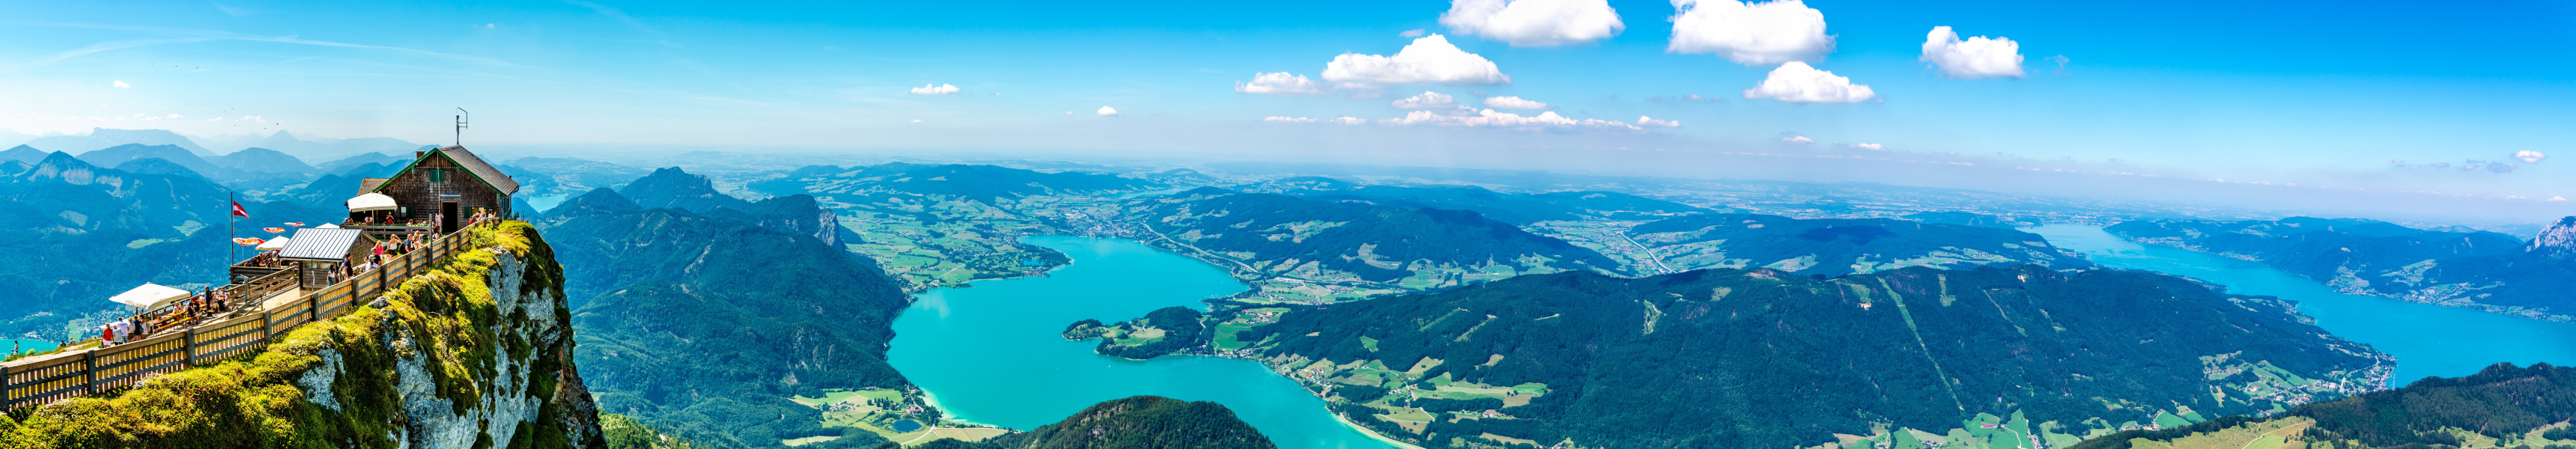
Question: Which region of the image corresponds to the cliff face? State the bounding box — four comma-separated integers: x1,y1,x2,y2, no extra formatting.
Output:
2533,216,2576,259
0,222,607,449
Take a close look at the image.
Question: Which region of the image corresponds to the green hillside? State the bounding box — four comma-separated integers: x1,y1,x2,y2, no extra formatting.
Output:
1128,187,1620,299
1627,213,2092,276
1292,184,1707,224
2071,363,2576,449
868,396,1278,449
540,187,925,449
1126,265,2390,448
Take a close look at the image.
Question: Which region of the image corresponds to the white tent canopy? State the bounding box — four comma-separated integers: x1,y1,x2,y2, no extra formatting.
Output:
109,284,191,311
317,223,340,229
257,237,291,251
347,193,398,212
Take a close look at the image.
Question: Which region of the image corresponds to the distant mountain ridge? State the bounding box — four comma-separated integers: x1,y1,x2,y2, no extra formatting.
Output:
1628,213,2092,276
751,162,1166,203
2108,216,2576,322
2070,362,2576,449
19,128,213,156
1289,184,1709,224
1131,187,1623,284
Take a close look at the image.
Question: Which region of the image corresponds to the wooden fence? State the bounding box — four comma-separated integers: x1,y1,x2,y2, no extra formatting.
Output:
0,227,476,411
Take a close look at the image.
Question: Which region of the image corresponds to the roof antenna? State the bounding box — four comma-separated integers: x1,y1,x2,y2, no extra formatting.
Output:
453,108,469,147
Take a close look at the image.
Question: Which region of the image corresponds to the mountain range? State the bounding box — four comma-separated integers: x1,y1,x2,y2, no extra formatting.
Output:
1085,264,2393,448
2108,216,2576,322
2071,362,2575,449
1287,184,1710,225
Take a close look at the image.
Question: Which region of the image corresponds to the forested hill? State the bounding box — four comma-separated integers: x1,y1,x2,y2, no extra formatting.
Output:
747,162,1164,204
613,167,857,247
891,396,1279,449
1227,265,2390,448
2108,216,2575,323
539,186,923,449
1130,187,1621,284
1289,184,1709,224
1627,213,2092,276
2070,363,2576,449
0,150,343,337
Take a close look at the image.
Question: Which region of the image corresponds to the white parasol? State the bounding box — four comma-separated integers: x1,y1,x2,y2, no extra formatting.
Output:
347,193,398,212
109,284,192,311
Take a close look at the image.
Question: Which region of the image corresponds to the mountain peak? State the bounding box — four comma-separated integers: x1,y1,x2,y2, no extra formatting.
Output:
619,167,750,213
2531,216,2576,259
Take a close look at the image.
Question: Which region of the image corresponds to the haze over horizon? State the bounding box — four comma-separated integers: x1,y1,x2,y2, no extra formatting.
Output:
3,0,2572,223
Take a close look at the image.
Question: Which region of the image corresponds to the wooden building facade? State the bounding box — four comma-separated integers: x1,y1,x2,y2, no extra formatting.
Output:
356,146,518,234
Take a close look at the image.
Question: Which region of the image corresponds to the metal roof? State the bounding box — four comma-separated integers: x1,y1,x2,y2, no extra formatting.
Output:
278,227,367,261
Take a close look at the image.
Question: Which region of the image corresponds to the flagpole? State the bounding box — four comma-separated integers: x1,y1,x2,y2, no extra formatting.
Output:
228,190,236,278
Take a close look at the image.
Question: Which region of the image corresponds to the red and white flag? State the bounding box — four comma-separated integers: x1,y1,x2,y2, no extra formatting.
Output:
230,201,249,217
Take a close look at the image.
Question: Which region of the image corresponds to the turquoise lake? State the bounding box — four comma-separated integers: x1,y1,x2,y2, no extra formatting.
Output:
2032,224,2576,385
887,236,1400,449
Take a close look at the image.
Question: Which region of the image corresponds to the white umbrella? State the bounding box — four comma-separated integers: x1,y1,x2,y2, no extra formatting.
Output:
317,223,340,228
347,193,398,212
109,284,192,311
257,236,291,251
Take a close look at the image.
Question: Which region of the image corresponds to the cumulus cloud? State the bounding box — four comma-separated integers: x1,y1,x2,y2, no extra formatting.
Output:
1263,116,1318,123
1328,117,1370,125
909,83,960,95
1323,34,1511,86
2515,150,2548,163
1637,116,1681,127
1743,61,1874,103
1667,0,1833,65
1780,135,1814,144
1391,91,1461,109
1440,0,1625,46
1920,26,2025,79
2552,196,2569,202
1096,106,1119,117
1847,142,1884,150
113,80,131,88
1483,96,1550,109
1383,109,1641,130
1401,28,1428,38
165,114,183,119
1236,72,1330,95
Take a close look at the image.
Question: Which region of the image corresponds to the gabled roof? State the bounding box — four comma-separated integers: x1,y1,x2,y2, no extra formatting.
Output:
278,227,367,261
368,146,518,195
358,177,388,196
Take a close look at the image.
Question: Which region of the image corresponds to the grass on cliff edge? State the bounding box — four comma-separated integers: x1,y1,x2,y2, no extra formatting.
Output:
0,222,583,449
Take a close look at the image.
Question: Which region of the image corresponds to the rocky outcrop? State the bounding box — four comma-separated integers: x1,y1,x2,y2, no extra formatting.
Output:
0,222,606,449
2531,216,2576,260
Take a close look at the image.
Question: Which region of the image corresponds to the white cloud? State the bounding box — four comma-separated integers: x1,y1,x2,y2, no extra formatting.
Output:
2551,196,2569,202
1637,116,1681,127
1847,142,1884,150
1383,109,1641,130
908,119,923,123
2515,150,2548,163
1743,61,1874,103
240,115,265,122
1483,96,1550,109
165,114,183,119
1236,73,1329,95
1263,116,1318,123
113,80,131,88
1391,91,1460,109
1096,106,1119,117
1323,34,1511,85
909,83,960,95
1329,117,1370,125
1440,0,1625,46
1667,0,1833,65
1401,28,1428,38
1919,26,2025,79
1780,135,1814,144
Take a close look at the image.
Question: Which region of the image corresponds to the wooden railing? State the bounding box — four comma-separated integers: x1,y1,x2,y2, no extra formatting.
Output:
0,227,478,411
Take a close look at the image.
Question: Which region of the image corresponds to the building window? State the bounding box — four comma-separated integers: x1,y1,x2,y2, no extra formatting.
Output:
428,168,446,183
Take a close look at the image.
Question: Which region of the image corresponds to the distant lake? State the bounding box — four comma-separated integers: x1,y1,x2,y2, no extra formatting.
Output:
888,236,1400,449
0,339,57,356
2033,224,2576,385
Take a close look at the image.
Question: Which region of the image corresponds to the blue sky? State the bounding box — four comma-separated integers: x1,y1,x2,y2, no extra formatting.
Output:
2,0,2572,207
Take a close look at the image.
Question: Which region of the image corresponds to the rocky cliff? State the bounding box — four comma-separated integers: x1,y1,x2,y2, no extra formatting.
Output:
2533,216,2576,260
0,222,607,449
